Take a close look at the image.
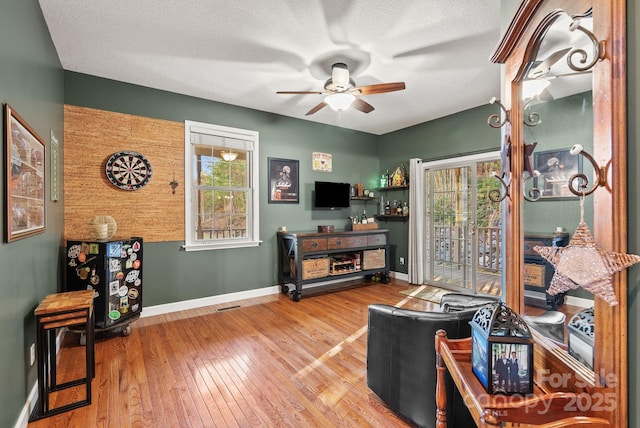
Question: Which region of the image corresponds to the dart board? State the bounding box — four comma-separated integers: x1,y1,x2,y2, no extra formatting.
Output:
105,151,153,190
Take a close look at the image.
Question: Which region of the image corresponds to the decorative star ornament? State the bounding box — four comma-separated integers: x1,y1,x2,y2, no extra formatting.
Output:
534,221,640,306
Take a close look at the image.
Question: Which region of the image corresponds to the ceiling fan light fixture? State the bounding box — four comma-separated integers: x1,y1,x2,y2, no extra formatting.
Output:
325,93,356,111
221,150,238,162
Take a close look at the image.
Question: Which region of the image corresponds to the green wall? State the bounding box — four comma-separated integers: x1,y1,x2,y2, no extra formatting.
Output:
0,1,64,427
522,91,594,234
378,104,503,273
64,71,381,305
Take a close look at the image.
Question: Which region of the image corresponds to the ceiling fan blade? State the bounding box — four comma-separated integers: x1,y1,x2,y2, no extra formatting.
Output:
550,70,592,79
277,90,324,95
352,97,375,114
354,82,406,95
528,47,572,78
538,88,554,102
305,102,328,116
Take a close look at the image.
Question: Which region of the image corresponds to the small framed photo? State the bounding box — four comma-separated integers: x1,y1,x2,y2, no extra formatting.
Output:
490,343,533,395
4,104,46,242
268,157,299,204
533,148,583,199
312,152,332,172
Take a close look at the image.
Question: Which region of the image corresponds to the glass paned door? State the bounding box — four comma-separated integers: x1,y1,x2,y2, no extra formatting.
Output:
424,156,502,296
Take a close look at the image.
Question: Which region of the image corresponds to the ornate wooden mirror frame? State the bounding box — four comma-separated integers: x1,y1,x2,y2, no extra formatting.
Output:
491,0,627,425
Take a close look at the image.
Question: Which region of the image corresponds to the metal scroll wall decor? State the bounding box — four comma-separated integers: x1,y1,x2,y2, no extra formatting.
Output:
487,16,605,204
567,144,610,196
486,99,541,202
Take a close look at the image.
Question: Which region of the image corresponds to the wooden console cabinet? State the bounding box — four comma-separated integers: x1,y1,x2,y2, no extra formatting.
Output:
277,229,390,301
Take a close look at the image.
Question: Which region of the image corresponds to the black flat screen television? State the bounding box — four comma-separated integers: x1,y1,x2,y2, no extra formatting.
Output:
314,181,351,209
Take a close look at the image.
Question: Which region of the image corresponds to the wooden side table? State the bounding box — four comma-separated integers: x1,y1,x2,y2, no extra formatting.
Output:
434,330,611,427
29,290,95,421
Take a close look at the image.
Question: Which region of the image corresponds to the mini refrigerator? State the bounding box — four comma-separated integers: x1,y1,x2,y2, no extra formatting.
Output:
65,237,143,329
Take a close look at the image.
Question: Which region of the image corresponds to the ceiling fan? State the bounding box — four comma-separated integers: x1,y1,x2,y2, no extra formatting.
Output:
524,47,591,102
526,47,572,79
276,62,406,116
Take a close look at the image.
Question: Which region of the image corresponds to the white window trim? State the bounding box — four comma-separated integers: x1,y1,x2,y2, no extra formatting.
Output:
183,120,260,251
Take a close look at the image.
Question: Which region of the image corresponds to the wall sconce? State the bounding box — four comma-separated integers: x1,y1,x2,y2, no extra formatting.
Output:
221,150,238,162
487,97,510,128
567,144,610,196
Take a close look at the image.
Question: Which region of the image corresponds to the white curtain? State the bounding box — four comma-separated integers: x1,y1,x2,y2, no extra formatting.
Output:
408,158,424,284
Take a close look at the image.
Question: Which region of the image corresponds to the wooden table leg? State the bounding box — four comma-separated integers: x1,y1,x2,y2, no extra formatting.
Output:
435,329,448,428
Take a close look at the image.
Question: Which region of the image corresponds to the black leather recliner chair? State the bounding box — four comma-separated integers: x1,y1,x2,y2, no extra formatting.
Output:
367,293,498,428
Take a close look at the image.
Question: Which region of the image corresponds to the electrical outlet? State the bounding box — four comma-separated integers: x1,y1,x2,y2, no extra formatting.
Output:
30,343,36,366
399,257,405,265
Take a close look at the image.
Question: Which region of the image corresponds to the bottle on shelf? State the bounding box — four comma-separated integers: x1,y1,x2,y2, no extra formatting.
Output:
361,209,368,224
403,201,409,215
385,200,391,215
397,202,403,216
385,169,390,188
380,195,385,215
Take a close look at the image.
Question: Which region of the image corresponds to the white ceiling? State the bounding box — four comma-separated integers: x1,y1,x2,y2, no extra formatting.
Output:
38,0,502,135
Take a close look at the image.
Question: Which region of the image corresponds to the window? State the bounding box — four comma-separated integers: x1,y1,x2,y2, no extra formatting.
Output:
184,120,259,251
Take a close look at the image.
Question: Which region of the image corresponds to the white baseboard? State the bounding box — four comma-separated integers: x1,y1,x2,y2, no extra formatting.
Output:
142,272,405,318
524,289,593,309
392,271,408,282
140,285,282,318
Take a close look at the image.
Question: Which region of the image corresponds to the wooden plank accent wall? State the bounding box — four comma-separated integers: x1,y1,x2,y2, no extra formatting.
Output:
64,105,185,242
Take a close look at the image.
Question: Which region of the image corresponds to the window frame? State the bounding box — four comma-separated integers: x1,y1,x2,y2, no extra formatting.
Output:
184,120,260,251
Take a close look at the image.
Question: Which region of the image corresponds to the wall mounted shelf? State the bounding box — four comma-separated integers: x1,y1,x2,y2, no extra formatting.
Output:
376,185,409,191
375,215,409,221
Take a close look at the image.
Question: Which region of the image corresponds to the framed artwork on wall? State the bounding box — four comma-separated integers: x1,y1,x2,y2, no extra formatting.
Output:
533,148,583,200
4,104,46,242
312,152,332,172
268,157,299,203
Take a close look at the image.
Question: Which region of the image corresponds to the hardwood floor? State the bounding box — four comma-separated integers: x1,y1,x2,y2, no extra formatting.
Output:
28,280,441,428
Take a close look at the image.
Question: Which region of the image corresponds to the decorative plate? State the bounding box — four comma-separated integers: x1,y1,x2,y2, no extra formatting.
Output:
105,150,152,190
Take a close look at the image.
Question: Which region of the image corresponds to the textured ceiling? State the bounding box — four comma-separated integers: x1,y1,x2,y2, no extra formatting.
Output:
39,0,502,135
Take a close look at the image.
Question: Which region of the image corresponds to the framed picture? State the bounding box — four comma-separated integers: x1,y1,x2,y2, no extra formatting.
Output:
533,148,583,199
490,343,533,395
4,104,46,242
268,157,299,203
312,152,332,172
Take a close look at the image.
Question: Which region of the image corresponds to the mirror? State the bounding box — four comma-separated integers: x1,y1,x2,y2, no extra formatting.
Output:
492,0,627,424
519,13,596,367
